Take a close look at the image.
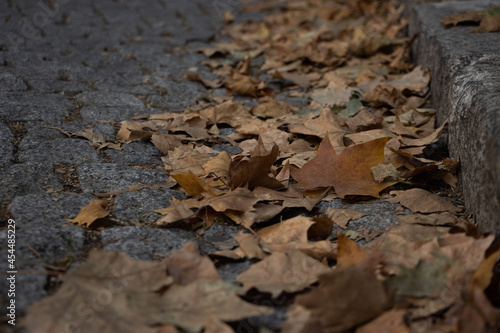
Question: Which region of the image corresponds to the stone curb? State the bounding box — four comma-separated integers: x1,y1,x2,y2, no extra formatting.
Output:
409,0,500,233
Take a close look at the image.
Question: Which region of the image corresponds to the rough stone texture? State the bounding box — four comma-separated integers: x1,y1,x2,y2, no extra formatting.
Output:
318,198,403,234
101,226,196,260
77,163,168,193
0,225,86,313
9,193,94,229
0,162,62,203
410,0,500,233
0,122,14,166
112,188,185,222
18,137,104,164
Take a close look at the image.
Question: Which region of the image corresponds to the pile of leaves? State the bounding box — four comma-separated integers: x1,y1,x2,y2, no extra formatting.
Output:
27,0,500,332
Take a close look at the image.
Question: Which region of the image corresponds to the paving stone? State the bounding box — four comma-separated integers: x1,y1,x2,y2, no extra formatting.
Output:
106,141,163,165
0,122,14,166
0,92,74,122
75,91,145,108
80,106,151,123
0,225,85,267
101,226,196,260
0,264,47,316
318,198,402,233
18,137,104,164
0,162,62,203
9,192,94,229
113,188,185,223
410,0,500,232
77,163,168,193
217,260,252,283
0,71,28,91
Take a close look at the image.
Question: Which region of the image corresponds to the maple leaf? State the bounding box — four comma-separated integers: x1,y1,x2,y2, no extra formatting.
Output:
66,199,110,227
292,137,395,198
236,249,331,298
228,137,283,190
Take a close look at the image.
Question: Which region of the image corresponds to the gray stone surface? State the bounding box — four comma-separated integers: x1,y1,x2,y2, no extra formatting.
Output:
318,198,403,233
0,162,62,203
0,122,14,166
410,0,500,232
113,188,185,222
101,226,196,260
75,91,145,108
77,163,168,193
9,193,94,229
106,141,163,165
18,137,104,164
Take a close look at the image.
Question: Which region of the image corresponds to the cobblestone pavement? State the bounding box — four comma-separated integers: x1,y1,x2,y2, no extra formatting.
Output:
0,0,409,330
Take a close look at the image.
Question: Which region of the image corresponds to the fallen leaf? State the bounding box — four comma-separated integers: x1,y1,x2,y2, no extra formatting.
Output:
336,231,369,268
204,188,259,212
385,253,452,298
325,208,367,229
154,198,197,225
258,215,314,244
355,310,409,333
236,250,331,297
25,250,172,333
234,231,266,259
134,279,272,332
252,99,293,118
66,199,110,227
171,171,218,199
167,242,221,285
291,265,391,333
292,136,394,198
386,188,461,213
228,137,283,190
396,212,465,226
441,7,500,33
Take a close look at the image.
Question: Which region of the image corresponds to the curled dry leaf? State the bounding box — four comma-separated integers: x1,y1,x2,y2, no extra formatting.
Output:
236,249,332,298
167,242,221,286
228,137,283,190
25,250,172,333
289,265,391,333
66,199,109,227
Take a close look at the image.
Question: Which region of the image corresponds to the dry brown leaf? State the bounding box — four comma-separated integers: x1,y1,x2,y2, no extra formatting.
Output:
326,208,367,229
116,120,155,142
396,212,465,226
167,242,221,286
292,137,395,198
204,187,259,212
355,310,409,333
66,199,110,227
228,137,283,190
252,99,293,118
337,231,369,268
171,171,218,199
236,249,331,297
154,198,197,225
25,250,172,333
291,265,391,333
258,215,314,244
234,231,266,259
386,188,461,213
151,133,182,154
133,279,273,333
203,151,231,181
